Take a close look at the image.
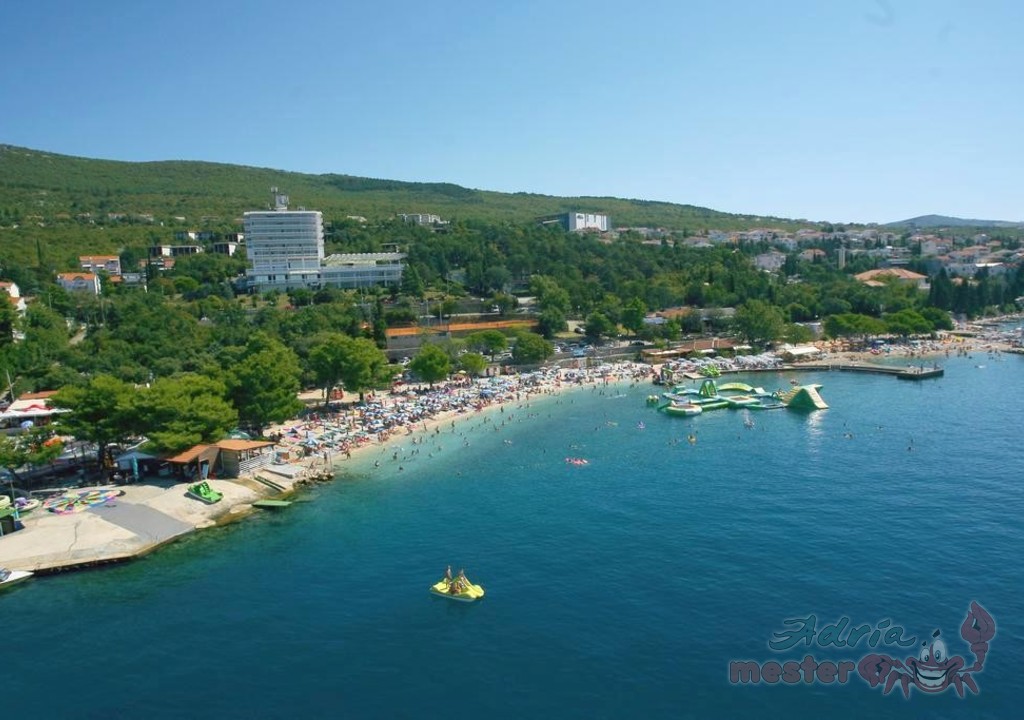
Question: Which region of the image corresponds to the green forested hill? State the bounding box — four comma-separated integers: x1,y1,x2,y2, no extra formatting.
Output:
0,143,804,236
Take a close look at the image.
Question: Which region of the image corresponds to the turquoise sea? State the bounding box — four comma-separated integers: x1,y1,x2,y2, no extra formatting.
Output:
5,353,1023,719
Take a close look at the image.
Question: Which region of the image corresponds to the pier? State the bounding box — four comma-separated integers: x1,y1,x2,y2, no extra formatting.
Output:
789,362,943,380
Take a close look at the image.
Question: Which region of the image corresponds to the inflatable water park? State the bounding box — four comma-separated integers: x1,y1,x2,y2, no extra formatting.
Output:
653,379,828,417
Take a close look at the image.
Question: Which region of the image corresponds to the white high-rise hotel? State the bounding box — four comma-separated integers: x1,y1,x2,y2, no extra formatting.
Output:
245,191,404,291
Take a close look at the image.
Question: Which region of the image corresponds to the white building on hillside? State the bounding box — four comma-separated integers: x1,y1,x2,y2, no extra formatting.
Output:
245,192,325,290
79,255,122,276
245,192,403,291
538,212,610,233
322,253,405,288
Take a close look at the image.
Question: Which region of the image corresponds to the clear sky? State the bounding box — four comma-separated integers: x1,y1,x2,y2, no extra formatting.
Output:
2,0,1022,224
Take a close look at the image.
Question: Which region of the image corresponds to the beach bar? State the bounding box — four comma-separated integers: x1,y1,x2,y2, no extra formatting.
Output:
216,439,275,477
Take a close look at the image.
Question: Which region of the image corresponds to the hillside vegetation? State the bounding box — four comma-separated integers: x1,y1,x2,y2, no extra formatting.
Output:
0,144,807,266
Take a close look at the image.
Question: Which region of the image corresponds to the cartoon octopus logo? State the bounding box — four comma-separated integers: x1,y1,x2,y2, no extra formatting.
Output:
858,601,995,697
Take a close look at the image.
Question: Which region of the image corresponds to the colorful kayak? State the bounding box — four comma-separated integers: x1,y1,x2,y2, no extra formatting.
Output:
430,574,485,602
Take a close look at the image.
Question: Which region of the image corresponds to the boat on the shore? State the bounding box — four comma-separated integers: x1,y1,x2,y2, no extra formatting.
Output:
14,497,41,514
430,571,485,602
0,568,33,590
186,481,223,504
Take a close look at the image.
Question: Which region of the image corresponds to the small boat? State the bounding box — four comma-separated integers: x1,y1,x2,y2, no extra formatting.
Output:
186,481,223,504
565,457,589,466
0,568,34,590
430,572,485,602
13,497,41,514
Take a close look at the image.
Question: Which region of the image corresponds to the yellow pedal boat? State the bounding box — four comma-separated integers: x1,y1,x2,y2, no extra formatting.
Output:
430,575,485,602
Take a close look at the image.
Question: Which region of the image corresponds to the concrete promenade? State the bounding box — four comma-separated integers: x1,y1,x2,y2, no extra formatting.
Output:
0,476,289,573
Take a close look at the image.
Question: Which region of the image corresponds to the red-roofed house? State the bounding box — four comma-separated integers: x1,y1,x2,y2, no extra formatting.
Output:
854,268,928,289
798,248,827,262
0,390,70,428
57,272,101,294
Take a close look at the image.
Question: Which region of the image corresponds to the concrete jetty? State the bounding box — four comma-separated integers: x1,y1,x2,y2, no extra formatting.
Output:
0,476,297,574
785,362,944,380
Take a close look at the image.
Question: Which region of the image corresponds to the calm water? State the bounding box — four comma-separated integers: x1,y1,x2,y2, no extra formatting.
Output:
6,353,1023,719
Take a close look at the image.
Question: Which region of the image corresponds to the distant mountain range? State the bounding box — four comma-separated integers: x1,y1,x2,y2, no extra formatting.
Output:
886,214,1024,229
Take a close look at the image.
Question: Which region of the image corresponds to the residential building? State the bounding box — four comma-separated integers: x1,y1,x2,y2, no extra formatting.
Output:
174,231,217,242
754,251,787,272
212,240,242,256
150,244,203,257
398,213,445,226
0,281,26,317
538,212,610,233
79,255,122,276
118,272,148,288
798,248,826,263
57,272,101,294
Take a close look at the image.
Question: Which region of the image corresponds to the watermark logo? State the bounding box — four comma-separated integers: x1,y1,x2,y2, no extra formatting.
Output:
729,601,995,698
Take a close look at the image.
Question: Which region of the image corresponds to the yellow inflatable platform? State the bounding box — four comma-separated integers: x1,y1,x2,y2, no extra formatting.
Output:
430,574,485,602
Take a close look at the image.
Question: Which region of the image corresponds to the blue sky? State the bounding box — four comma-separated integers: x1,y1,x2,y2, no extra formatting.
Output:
3,0,1022,224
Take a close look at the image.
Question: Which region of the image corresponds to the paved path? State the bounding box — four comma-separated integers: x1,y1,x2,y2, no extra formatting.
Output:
89,502,192,543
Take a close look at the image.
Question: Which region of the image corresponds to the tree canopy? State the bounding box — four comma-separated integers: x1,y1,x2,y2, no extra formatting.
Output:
409,344,451,387
224,334,304,436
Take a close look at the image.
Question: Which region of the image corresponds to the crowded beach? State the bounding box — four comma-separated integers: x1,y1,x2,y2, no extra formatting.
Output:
2,324,1019,575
